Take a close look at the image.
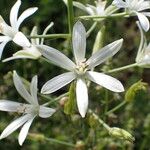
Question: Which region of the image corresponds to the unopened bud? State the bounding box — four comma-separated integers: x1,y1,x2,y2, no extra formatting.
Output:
59,96,68,107
109,127,135,142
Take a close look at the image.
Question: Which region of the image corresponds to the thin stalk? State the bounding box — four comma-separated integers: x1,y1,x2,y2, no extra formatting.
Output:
106,101,127,115
29,133,75,147
43,92,69,106
45,137,75,147
29,34,70,39
86,22,98,37
67,0,74,35
79,12,129,20
107,63,138,73
88,109,110,131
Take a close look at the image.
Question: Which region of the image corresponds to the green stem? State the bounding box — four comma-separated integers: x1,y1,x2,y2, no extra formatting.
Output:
86,22,97,37
79,12,129,20
107,63,138,73
106,101,127,115
29,133,75,147
67,0,74,35
88,109,110,131
29,34,70,39
45,137,75,147
43,92,69,106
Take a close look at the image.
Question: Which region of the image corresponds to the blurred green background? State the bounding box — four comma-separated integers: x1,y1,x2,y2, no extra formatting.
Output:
0,0,150,149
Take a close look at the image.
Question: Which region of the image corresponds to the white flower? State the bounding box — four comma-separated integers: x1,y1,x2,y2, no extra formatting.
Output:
113,0,150,31
0,71,55,145
0,0,38,59
37,21,124,118
136,21,150,67
72,0,118,16
3,22,54,62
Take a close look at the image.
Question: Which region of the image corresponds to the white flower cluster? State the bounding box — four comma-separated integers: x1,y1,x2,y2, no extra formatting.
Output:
0,0,149,146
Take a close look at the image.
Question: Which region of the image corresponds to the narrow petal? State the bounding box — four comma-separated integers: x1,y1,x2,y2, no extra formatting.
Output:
86,71,124,92
137,12,150,32
87,39,123,69
73,21,86,63
30,26,39,45
37,45,76,71
73,2,88,13
137,2,150,11
13,71,33,104
2,46,41,62
0,100,22,112
17,7,38,30
41,72,76,94
0,114,31,139
112,0,127,8
76,78,88,118
10,0,21,29
18,116,35,146
39,106,56,118
142,12,150,17
13,32,31,47
30,75,38,105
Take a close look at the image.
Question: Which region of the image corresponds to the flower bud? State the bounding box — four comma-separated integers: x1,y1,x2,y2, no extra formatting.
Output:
109,127,135,142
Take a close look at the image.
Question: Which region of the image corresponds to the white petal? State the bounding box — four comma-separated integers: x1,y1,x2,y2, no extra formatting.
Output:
0,100,22,112
73,2,88,13
143,12,150,17
76,78,88,118
0,41,9,59
13,32,31,47
2,46,41,62
30,75,38,105
39,106,56,118
13,71,33,104
0,114,31,139
30,26,40,45
37,45,76,71
41,72,76,94
41,22,54,45
18,116,35,146
86,71,124,92
17,7,38,30
137,12,150,32
112,0,127,8
73,21,86,63
10,0,21,29
137,2,150,11
87,39,123,69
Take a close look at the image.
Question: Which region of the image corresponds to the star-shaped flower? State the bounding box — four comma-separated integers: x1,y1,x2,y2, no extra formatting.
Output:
113,0,150,31
3,22,54,62
37,21,124,118
0,71,56,145
71,0,117,16
136,21,150,68
0,0,38,59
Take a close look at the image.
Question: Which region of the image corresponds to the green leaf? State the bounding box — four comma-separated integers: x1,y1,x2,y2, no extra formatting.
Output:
125,80,148,102
64,82,76,115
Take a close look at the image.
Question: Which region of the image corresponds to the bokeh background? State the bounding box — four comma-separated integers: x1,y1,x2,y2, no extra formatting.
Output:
0,0,150,149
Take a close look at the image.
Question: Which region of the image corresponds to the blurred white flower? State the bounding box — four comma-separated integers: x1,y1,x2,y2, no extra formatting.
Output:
0,71,55,145
136,21,150,67
113,0,150,31
70,0,118,16
37,21,124,118
3,22,54,62
0,0,38,59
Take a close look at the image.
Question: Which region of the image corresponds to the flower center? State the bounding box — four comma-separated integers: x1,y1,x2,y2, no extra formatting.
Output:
75,59,88,76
